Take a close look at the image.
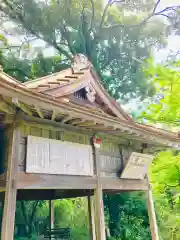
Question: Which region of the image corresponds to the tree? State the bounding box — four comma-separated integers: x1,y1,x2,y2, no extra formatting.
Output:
0,0,179,101
141,60,180,239
150,151,180,239
142,59,180,126
104,192,151,239
15,200,46,238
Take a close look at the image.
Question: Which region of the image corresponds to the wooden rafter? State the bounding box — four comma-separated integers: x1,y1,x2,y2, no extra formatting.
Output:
65,75,78,79
61,115,72,123
38,84,50,88
76,121,96,127
12,98,32,116
0,97,15,114
84,124,106,129
57,78,70,82
68,118,84,125
51,110,57,121
34,105,44,119
48,81,60,85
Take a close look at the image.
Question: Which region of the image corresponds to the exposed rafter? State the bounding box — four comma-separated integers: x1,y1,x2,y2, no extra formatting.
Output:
0,97,15,114
61,115,72,123
68,118,85,125
34,105,44,119
76,120,96,127
12,98,32,116
51,110,57,121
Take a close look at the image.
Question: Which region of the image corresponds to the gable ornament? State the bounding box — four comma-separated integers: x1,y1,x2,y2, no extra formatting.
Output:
72,54,91,72
85,84,96,103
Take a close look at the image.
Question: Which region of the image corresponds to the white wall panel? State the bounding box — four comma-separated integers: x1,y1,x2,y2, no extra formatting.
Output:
26,136,93,176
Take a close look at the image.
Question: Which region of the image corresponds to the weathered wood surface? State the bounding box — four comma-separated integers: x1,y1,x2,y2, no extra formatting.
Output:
49,200,54,230
18,123,128,179
26,136,93,176
101,178,148,191
16,172,148,191
147,184,159,240
88,196,96,240
1,125,20,240
94,147,106,240
0,173,6,191
121,152,153,180
17,172,96,189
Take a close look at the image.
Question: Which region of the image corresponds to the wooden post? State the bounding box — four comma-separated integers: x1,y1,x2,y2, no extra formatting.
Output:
146,182,159,240
1,124,20,240
93,147,106,240
49,199,54,239
49,200,54,229
88,195,96,240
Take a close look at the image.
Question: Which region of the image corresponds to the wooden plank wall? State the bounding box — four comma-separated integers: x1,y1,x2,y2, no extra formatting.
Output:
0,127,12,174
19,122,131,177
19,123,90,172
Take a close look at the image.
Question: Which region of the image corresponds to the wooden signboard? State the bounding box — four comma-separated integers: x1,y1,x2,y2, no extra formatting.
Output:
120,152,153,180
26,136,93,176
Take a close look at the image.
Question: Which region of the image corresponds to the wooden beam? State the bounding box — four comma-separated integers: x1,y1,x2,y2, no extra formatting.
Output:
101,178,148,191
17,172,96,190
34,105,44,119
2,114,16,124
12,98,32,116
147,182,159,240
85,124,105,129
38,84,50,88
68,118,84,125
93,147,106,240
57,78,70,82
51,110,56,121
65,75,78,79
61,115,72,123
88,196,96,240
0,97,15,114
49,200,54,231
76,121,95,127
1,125,20,240
48,81,60,85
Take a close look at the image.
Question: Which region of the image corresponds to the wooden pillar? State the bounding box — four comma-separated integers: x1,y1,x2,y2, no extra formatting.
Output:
94,147,106,240
1,124,20,240
88,195,96,240
49,200,54,240
146,183,159,240
49,200,54,229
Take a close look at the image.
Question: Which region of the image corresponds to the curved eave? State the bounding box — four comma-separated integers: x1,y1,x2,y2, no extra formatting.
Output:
0,71,180,148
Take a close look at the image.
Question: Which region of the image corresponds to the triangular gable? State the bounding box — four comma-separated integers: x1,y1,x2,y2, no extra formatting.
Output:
1,64,180,147
24,54,132,121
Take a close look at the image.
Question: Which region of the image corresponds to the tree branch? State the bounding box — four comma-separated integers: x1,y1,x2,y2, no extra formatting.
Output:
89,0,95,32
99,0,125,30
152,0,160,14
103,0,180,30
1,0,73,60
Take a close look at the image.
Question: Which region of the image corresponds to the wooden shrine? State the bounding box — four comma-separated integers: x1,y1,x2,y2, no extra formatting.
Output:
0,54,179,240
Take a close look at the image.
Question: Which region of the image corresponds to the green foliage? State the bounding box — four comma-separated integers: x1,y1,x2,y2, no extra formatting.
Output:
150,151,180,239
0,0,173,101
141,59,180,239
142,60,180,126
104,192,151,240
14,198,90,239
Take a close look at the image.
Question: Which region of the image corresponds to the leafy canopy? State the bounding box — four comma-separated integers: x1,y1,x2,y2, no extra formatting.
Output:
0,0,179,101
142,60,180,126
